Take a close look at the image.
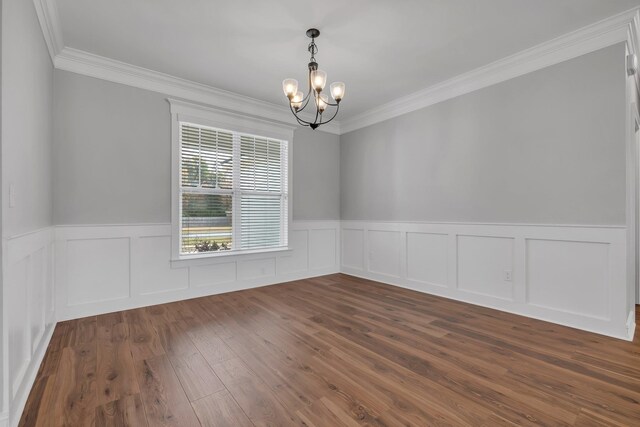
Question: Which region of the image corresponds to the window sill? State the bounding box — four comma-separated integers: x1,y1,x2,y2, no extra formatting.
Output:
170,246,292,268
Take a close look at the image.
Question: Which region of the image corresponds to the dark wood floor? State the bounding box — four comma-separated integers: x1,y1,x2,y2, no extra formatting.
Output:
19,274,640,426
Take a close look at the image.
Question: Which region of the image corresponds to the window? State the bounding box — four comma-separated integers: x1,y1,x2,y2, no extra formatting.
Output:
177,121,289,257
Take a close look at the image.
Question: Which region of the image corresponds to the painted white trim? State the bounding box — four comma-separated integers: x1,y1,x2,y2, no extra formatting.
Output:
168,98,297,141
33,1,639,135
341,219,627,229
340,7,640,133
32,0,64,63
171,247,292,267
7,324,55,427
2,227,56,427
627,309,636,340
55,221,341,321
168,99,295,262
54,47,341,135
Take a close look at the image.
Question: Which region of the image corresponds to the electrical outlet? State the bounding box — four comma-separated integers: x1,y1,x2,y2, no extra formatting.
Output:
504,270,513,282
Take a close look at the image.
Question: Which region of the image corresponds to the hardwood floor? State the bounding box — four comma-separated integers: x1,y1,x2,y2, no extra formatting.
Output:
19,274,640,426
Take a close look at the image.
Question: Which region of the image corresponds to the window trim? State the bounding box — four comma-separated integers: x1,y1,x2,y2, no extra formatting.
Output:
168,99,295,262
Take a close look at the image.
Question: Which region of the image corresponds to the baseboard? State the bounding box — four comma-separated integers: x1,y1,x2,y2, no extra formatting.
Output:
57,266,339,321
627,309,637,341
7,323,55,427
342,269,630,340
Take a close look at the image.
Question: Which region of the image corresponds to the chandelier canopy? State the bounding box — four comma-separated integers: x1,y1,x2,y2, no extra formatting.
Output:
282,28,345,130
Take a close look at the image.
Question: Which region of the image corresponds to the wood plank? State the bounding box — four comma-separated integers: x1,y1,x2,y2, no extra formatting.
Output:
18,375,50,427
212,357,300,426
187,322,238,365
134,355,201,426
96,313,140,405
169,351,225,401
51,343,98,426
296,397,362,427
125,308,165,361
154,320,199,357
95,394,148,427
191,390,253,427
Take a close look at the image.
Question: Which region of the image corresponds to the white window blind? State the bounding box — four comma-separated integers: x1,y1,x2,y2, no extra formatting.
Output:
179,122,288,256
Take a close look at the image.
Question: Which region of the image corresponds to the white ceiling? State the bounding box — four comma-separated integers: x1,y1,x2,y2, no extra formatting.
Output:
56,0,640,119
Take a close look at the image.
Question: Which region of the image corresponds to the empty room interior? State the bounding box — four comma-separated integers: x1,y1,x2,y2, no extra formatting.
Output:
4,0,640,425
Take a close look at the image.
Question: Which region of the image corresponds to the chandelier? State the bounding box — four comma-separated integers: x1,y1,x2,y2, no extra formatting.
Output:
282,28,345,130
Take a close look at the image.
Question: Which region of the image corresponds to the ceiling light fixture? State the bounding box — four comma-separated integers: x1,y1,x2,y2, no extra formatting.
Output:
283,28,345,130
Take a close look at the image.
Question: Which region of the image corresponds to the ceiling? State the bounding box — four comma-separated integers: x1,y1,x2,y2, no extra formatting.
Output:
56,0,640,119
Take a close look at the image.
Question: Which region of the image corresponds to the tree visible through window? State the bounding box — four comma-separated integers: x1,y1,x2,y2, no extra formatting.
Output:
179,123,288,255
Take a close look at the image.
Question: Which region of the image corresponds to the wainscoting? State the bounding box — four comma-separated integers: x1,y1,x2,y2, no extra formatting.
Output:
340,221,632,340
1,219,634,426
2,227,56,427
55,220,340,321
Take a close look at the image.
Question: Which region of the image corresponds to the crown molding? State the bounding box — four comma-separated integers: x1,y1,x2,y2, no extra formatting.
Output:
32,1,340,134
54,47,341,135
32,0,64,63
340,7,640,134
33,0,638,136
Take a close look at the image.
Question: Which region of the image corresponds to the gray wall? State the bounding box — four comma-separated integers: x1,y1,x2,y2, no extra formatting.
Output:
53,70,341,224
292,127,340,220
53,44,627,226
341,44,627,225
2,0,54,236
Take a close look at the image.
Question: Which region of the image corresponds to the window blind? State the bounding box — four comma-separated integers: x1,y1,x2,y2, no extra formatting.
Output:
179,122,288,255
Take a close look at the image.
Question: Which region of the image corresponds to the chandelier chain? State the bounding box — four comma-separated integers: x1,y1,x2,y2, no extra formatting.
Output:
308,39,318,62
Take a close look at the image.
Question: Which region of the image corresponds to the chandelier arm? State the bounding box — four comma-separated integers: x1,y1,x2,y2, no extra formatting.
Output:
297,89,313,113
316,102,340,125
296,73,315,113
313,102,321,125
289,104,316,126
294,114,309,126
300,77,313,104
300,66,315,102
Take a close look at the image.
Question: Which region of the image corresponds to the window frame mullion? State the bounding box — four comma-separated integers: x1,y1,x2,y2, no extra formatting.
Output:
232,132,242,251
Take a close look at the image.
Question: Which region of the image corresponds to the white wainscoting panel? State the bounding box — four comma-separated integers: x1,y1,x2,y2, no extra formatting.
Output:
190,262,236,289
368,230,401,278
309,229,336,270
238,258,276,281
56,221,340,320
137,236,189,296
276,230,308,275
341,228,365,270
457,235,514,301
341,221,631,340
2,227,55,427
406,232,448,288
526,239,609,318
66,237,130,305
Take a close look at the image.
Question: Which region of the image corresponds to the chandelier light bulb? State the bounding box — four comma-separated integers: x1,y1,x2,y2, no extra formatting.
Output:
291,91,304,110
311,69,327,91
317,93,329,112
282,79,298,99
330,82,345,102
